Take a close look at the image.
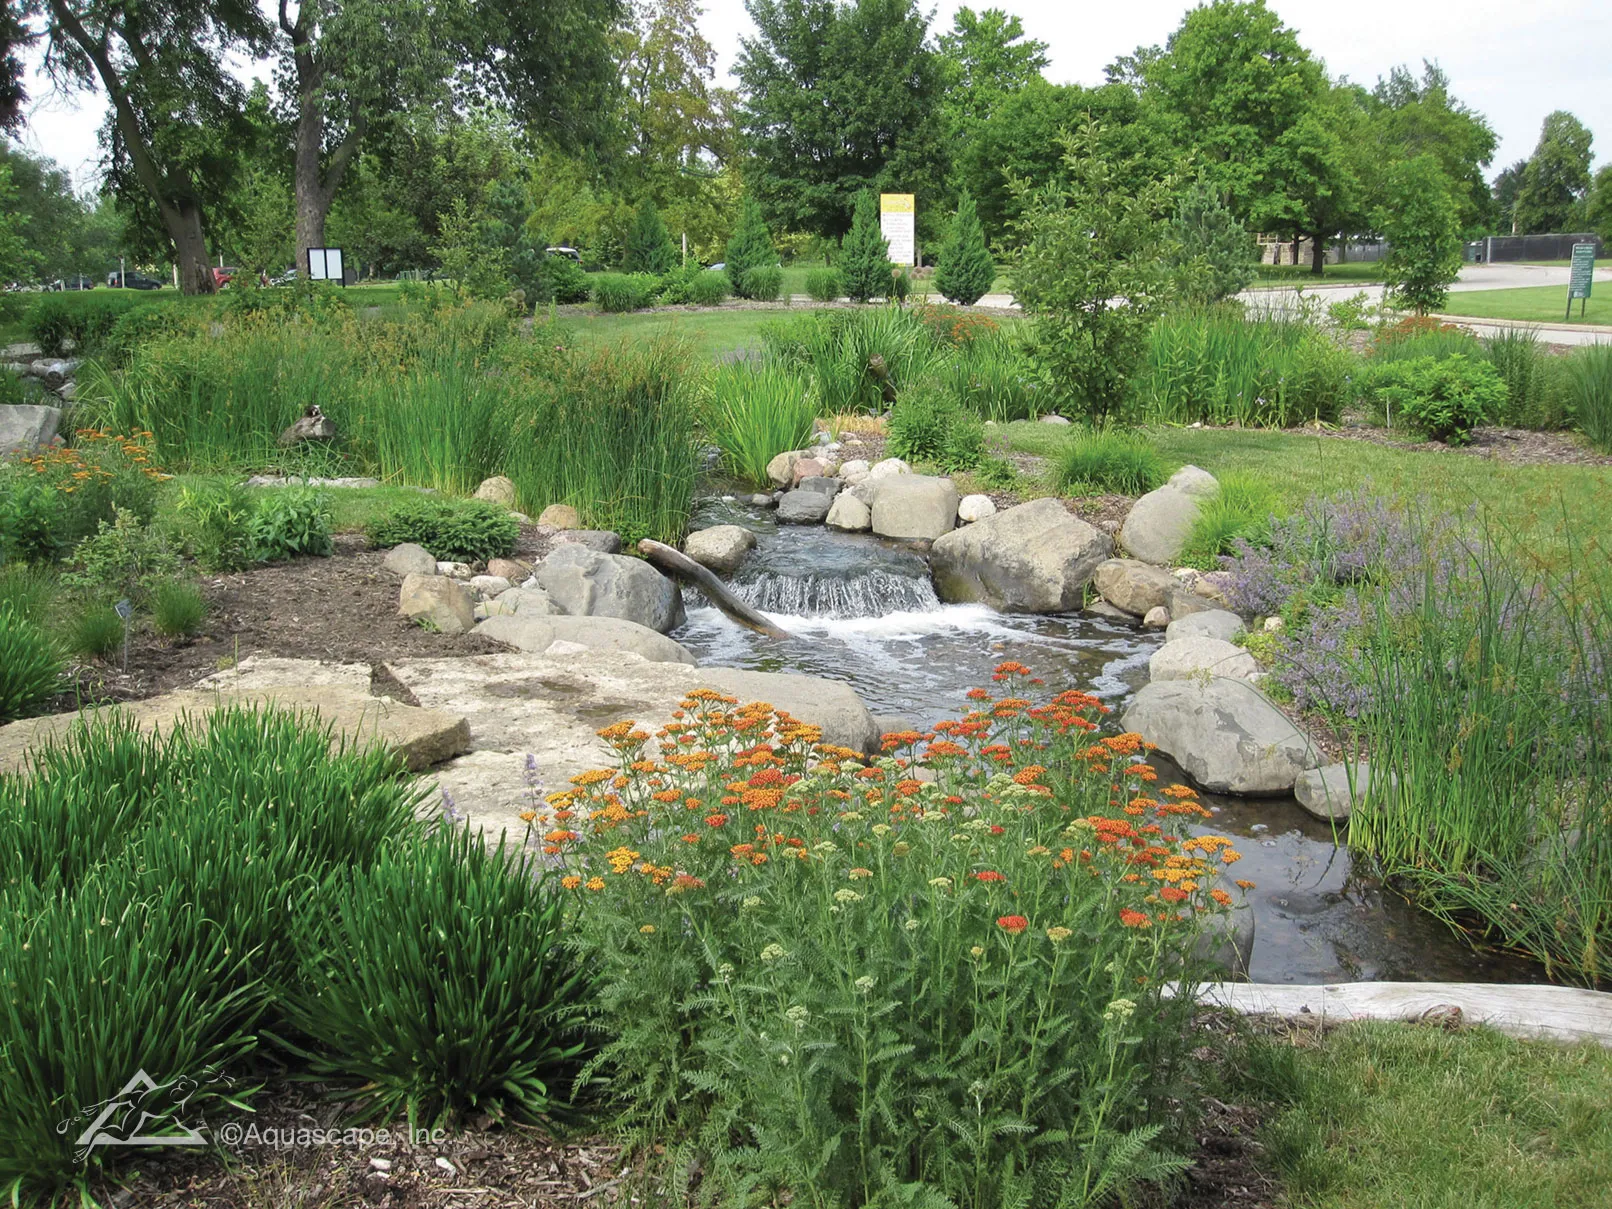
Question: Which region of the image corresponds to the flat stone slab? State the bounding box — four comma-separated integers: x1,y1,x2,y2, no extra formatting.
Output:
1294,761,1384,822
1186,982,1612,1048
1121,678,1322,795
1149,636,1260,683
0,684,470,776
1166,609,1244,643
472,613,696,664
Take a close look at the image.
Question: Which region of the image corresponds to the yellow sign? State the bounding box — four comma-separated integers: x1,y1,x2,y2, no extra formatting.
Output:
880,193,915,214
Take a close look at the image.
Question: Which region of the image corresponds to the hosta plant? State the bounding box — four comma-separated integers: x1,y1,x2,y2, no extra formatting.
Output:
540,666,1252,1208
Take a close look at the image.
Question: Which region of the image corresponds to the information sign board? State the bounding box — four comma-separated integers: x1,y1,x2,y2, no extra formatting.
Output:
880,194,916,267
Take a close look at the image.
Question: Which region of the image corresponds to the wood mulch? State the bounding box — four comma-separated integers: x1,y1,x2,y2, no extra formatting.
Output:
1315,419,1612,467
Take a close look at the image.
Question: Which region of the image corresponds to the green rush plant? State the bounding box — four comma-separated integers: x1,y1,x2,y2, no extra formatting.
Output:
1565,343,1612,452
1176,473,1283,569
1054,428,1169,496
64,602,125,661
764,307,948,416
548,672,1246,1207
150,577,208,638
1485,327,1568,430
0,603,63,722
804,267,844,303
886,383,987,472
705,362,818,488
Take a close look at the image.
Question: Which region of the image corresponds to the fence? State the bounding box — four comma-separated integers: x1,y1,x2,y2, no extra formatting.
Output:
1475,233,1605,263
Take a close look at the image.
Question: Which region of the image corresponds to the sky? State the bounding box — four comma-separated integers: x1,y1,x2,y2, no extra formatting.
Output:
12,0,1611,193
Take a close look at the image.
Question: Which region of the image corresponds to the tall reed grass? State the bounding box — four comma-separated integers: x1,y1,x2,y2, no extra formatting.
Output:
1484,328,1568,430
763,306,948,414
1132,307,1354,427
703,362,817,487
1566,344,1612,452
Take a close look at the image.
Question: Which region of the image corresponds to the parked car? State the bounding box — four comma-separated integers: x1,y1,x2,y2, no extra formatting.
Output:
268,268,299,286
107,270,165,289
545,246,582,262
59,274,97,291
212,266,241,287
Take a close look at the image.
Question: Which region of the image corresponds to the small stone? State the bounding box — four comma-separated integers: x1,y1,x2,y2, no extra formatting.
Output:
398,574,475,636
683,525,757,574
837,458,871,484
1264,616,1285,633
508,511,530,523
538,503,580,529
1039,414,1071,425
435,1157,456,1175
382,543,436,578
370,1158,392,1172
825,493,871,532
485,558,531,582
473,475,517,506
750,493,777,508
868,457,911,480
796,475,842,498
469,575,512,597
1142,606,1170,628
957,494,996,524
435,561,474,579
766,449,808,488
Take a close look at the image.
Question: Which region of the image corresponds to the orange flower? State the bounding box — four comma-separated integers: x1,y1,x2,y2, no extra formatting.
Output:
996,914,1029,935
1210,889,1232,906
972,870,1006,883
1119,909,1151,929
1159,886,1189,904
560,875,582,890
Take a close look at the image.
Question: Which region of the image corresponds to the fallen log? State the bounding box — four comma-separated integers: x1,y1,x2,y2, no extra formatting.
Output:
638,539,792,640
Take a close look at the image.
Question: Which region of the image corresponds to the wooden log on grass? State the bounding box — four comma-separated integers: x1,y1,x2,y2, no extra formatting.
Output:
638,539,792,640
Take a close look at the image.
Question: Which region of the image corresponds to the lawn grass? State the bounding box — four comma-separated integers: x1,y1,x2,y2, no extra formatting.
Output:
997,421,1612,552
1239,1023,1612,1209
1251,261,1389,285
1438,285,1612,325
554,304,829,359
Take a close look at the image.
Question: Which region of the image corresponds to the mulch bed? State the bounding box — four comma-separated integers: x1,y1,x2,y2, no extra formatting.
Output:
49,528,557,710
1315,419,1612,467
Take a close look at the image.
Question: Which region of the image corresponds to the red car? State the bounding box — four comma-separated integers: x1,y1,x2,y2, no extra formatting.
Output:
212,266,240,288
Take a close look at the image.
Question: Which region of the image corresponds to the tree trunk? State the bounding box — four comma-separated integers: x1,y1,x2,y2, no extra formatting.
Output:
288,27,362,278
1310,234,1327,275
171,202,215,294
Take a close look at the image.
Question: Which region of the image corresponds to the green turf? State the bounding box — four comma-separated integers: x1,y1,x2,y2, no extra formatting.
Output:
1437,284,1612,325
998,421,1612,552
553,304,858,359
1237,1023,1612,1209
1251,261,1389,285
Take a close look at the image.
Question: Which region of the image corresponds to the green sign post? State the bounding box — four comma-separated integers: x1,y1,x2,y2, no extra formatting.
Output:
1566,242,1595,321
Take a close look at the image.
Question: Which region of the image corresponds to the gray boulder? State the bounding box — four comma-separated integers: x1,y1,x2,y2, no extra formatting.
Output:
766,449,809,488
473,614,696,665
867,457,911,480
777,489,833,525
0,403,62,453
1149,636,1260,683
1165,609,1244,644
1119,466,1219,565
398,573,476,636
698,668,879,754
1295,762,1384,823
469,574,512,597
871,475,958,540
278,404,337,447
825,493,872,532
491,587,561,617
683,524,757,574
1093,558,1177,616
796,475,842,498
930,497,1111,613
536,544,685,633
1166,583,1218,620
1120,678,1323,796
473,475,517,506
375,548,432,580
553,529,623,554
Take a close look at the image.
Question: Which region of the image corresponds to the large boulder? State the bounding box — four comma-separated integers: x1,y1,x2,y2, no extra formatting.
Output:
536,543,685,633
825,493,872,532
398,573,476,635
1165,609,1244,644
777,490,833,525
1119,466,1219,565
473,614,696,665
383,543,437,578
766,449,810,488
473,475,517,506
0,403,62,453
489,587,561,617
1093,558,1177,616
871,475,958,541
684,525,757,574
1120,679,1322,796
1294,762,1385,823
553,530,622,554
930,498,1111,614
1148,636,1260,683
538,503,580,529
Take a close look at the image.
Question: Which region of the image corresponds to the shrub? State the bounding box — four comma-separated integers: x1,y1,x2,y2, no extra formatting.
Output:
65,602,125,660
705,363,817,487
887,384,986,472
622,199,679,275
1380,155,1464,315
279,826,587,1128
591,272,660,313
933,187,996,306
686,270,729,306
250,488,334,560
840,188,893,303
24,293,145,356
0,476,65,565
803,266,843,302
102,302,197,366
150,577,208,638
740,264,784,302
367,498,518,564
1370,354,1506,445
725,196,776,297
174,479,257,571
1177,473,1283,569
1168,180,1257,303
5,428,166,552
1055,428,1168,495
0,605,63,722
1566,343,1612,452
533,254,592,304
553,676,1241,1204
63,508,184,607
652,262,704,306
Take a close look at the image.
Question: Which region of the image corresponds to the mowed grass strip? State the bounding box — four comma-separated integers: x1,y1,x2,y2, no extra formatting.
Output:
1437,284,1612,326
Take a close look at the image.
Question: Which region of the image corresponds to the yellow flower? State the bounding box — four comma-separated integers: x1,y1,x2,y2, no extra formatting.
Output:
969,945,985,959
833,889,863,904
584,877,606,892
1045,927,1072,943
639,924,656,934
561,875,582,890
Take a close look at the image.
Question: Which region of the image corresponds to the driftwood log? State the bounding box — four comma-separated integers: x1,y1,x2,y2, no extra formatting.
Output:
638,539,792,640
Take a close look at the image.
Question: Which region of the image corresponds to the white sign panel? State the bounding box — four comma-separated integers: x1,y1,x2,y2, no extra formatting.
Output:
306,247,344,283
880,194,916,267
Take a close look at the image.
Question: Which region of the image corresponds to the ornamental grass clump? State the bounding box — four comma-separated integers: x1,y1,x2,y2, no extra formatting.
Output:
704,362,817,488
543,666,1251,1207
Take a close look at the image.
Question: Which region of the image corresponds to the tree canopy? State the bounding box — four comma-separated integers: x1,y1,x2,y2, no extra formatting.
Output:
1513,111,1595,235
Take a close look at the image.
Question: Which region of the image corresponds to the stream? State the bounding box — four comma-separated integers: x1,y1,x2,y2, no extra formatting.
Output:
673,496,1537,986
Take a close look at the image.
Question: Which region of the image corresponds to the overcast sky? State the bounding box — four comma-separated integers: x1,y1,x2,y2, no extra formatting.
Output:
12,0,1611,193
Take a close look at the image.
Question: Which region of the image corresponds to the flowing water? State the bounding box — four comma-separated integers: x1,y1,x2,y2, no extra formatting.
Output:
674,497,1538,986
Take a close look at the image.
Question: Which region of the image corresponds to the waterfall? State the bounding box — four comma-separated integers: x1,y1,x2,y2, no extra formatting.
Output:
724,569,941,619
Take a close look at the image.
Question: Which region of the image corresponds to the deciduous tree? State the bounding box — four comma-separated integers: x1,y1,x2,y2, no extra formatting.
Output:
1379,155,1463,315
1513,111,1594,235
936,7,1048,142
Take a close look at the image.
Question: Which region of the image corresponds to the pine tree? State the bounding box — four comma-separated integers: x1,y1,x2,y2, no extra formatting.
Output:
840,189,892,303
724,196,775,298
933,189,995,305
623,199,678,274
